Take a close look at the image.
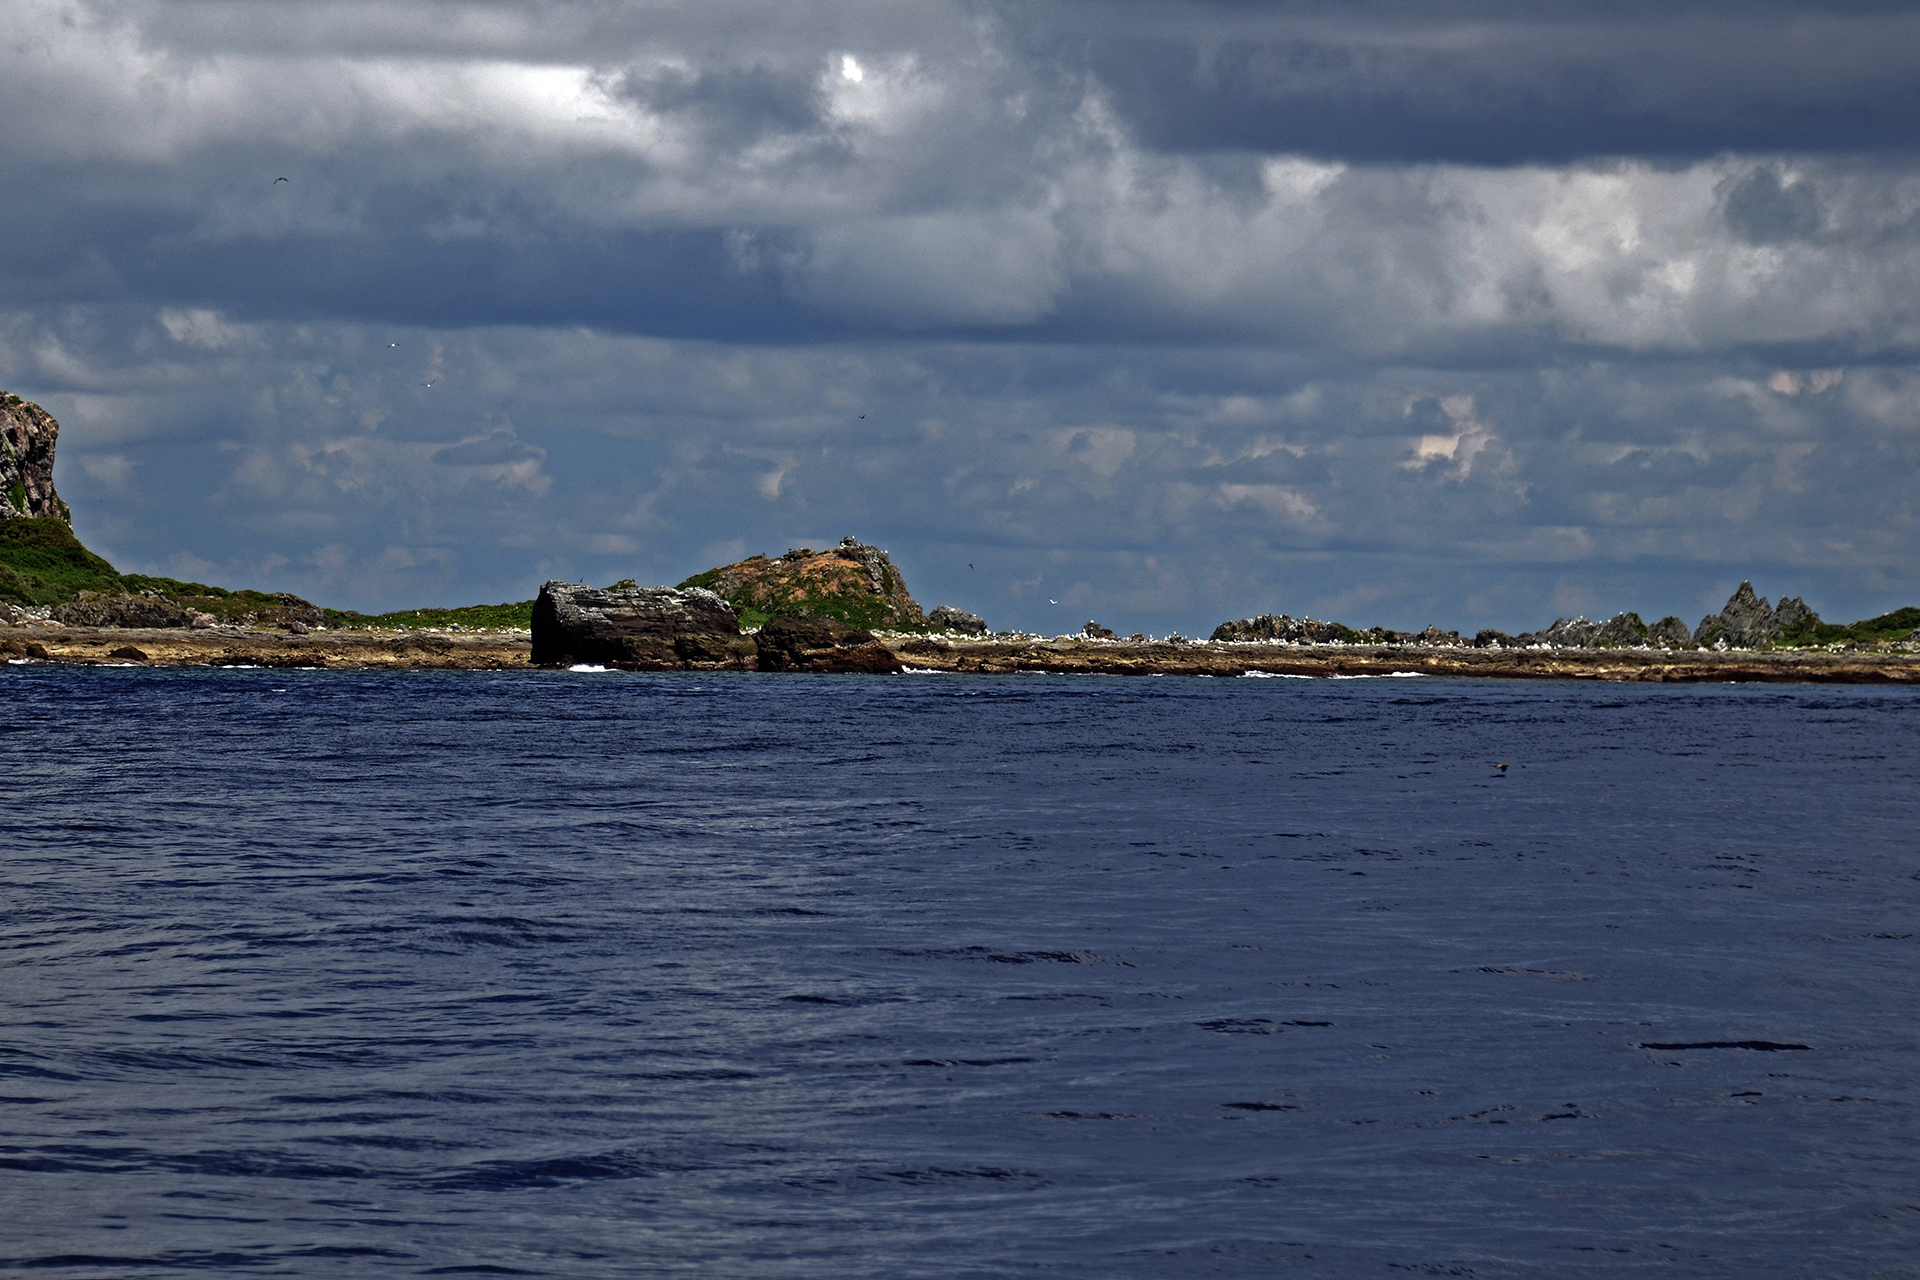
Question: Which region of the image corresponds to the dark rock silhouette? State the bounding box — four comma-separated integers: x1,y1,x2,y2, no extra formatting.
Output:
754,615,901,673
1082,620,1117,639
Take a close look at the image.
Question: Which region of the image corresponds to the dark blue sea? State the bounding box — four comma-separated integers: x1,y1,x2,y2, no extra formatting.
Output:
2,665,1916,1278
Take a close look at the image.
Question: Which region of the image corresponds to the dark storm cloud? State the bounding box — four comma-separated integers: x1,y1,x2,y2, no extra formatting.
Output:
2,0,1918,629
1034,0,1920,162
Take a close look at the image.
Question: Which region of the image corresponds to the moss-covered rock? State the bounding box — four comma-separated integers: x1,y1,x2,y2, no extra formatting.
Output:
678,537,928,630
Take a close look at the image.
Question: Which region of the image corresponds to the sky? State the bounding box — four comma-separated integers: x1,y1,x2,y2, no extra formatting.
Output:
4,0,1919,635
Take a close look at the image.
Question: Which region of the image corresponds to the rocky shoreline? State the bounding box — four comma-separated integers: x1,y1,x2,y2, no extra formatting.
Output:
0,626,532,670
5,623,1919,683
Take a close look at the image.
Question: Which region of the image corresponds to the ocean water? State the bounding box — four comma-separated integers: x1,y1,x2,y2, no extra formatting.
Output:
2,665,1916,1279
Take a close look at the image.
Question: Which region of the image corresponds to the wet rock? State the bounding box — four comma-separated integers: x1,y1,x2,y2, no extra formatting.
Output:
52,595,190,628
1082,620,1117,639
530,580,750,668
109,645,148,661
1646,615,1694,647
754,615,902,673
929,605,988,635
1,637,50,659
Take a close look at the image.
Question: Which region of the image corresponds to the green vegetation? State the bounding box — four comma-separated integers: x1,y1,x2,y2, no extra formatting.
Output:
0,519,322,624
1777,606,1920,648
0,516,532,628
674,567,927,631
0,518,126,604
336,602,534,631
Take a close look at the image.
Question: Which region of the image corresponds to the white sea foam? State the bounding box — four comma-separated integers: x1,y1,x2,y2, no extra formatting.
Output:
1241,671,1312,679
900,666,948,674
1329,671,1427,679
568,664,610,673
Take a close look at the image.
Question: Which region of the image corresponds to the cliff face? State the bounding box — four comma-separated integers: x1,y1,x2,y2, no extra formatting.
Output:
0,392,69,523
531,580,754,668
678,537,927,629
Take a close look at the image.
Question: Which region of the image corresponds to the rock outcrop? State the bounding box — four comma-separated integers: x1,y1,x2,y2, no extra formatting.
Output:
0,392,69,523
52,594,189,628
1692,583,1824,648
530,580,754,669
679,537,928,629
1515,616,1596,647
1645,615,1694,647
1695,581,1777,648
928,604,988,635
1211,613,1360,644
1082,620,1117,639
1590,612,1650,648
753,615,902,673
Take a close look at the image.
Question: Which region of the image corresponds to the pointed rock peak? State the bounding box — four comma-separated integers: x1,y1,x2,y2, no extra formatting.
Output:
1,390,71,524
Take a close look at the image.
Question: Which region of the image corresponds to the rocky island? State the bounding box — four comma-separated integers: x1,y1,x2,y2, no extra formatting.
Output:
4,386,1918,681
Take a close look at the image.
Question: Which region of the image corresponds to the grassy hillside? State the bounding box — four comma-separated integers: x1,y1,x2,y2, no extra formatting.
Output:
1777,606,1920,648
0,517,534,628
0,518,123,603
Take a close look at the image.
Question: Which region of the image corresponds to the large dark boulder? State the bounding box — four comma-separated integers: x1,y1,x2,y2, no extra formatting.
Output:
929,604,988,635
531,580,753,668
754,615,902,673
52,594,189,628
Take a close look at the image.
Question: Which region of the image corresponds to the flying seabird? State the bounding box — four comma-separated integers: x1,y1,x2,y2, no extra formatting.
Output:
1492,762,1509,773
858,414,865,419
1048,599,1059,605
274,177,288,184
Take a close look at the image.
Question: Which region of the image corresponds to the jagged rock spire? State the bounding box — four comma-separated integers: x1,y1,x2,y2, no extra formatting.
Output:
0,391,70,523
